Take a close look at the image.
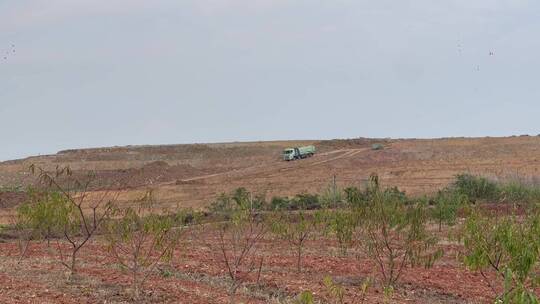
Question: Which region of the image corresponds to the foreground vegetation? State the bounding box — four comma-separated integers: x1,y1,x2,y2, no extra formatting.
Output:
7,167,540,303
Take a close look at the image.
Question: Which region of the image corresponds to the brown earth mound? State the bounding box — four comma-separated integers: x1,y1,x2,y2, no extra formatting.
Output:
1,137,539,218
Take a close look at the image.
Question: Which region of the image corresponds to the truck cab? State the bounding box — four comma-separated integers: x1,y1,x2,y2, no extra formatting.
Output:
283,148,296,161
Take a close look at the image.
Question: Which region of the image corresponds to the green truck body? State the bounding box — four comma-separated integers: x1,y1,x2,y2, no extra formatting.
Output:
282,145,316,161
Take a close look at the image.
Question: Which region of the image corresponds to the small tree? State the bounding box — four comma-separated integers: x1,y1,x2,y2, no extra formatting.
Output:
430,190,468,232
460,210,540,302
272,211,315,272
29,165,119,277
105,192,182,300
327,210,357,256
217,202,267,302
360,177,442,288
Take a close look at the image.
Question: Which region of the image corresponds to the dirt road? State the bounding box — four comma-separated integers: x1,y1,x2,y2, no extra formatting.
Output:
177,148,370,183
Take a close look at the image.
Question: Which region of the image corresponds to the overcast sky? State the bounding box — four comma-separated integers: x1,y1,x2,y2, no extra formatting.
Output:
1,0,539,161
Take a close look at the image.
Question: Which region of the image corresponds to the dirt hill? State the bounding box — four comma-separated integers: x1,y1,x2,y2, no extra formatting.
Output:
1,136,540,220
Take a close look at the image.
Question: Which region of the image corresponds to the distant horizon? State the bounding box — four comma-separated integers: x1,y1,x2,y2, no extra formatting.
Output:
3,132,539,162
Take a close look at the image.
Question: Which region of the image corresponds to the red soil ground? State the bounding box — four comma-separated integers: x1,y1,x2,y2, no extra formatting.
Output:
0,221,509,304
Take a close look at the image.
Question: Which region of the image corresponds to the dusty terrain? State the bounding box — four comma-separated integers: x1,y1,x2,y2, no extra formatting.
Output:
1,136,540,219
2,136,540,303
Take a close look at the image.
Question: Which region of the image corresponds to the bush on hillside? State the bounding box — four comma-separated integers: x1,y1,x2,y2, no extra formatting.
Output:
498,181,540,204
293,193,321,210
209,188,267,213
270,196,290,211
452,174,499,202
320,183,344,208
450,174,540,204
344,186,365,206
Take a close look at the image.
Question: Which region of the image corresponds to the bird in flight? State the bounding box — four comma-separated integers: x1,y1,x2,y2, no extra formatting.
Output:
1,43,16,62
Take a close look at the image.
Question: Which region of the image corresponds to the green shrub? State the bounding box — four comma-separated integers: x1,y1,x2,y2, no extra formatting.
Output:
383,186,408,203
430,190,468,231
460,211,540,302
209,193,234,213
323,276,345,304
17,190,73,244
209,188,267,214
499,181,540,204
294,291,315,304
173,208,204,226
270,196,290,211
326,210,357,255
344,186,365,206
320,183,343,208
452,174,499,202
292,193,321,210
499,182,531,203
449,174,540,205
232,187,250,205
251,194,267,210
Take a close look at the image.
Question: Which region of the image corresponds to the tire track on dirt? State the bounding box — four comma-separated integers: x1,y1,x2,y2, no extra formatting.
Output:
173,148,369,183
305,148,367,167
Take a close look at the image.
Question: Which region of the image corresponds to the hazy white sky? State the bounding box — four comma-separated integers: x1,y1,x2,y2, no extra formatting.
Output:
1,0,539,161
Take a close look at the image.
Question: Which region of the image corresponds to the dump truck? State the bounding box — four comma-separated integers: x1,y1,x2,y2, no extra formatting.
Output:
371,143,384,150
282,145,316,161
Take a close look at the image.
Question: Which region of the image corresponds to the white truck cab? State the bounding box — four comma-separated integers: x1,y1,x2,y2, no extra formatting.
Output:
282,146,315,161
